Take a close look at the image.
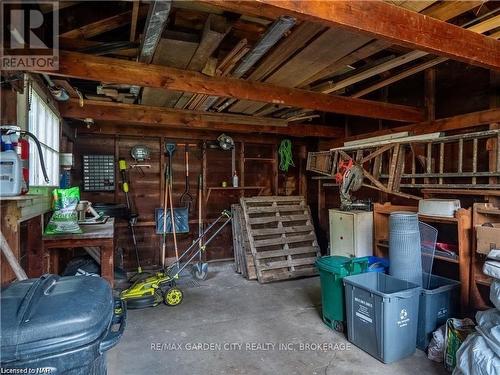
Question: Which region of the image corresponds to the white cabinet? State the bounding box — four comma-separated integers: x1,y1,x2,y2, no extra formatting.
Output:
329,209,373,258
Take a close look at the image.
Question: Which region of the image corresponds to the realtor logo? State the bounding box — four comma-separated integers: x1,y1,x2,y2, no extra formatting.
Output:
1,1,59,70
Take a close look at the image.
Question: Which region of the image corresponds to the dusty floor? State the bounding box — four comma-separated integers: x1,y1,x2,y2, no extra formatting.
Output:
108,263,447,375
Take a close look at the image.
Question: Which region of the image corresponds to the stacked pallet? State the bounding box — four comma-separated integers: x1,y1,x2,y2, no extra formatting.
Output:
240,196,320,283
231,204,257,280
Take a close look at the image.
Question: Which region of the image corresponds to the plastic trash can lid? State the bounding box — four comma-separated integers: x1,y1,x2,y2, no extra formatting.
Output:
316,255,352,273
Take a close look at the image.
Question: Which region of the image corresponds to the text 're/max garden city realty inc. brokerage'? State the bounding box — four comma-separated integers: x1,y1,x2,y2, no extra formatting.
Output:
150,342,353,352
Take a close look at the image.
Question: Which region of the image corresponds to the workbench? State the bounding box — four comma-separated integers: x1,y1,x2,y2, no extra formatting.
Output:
43,218,115,286
0,193,52,285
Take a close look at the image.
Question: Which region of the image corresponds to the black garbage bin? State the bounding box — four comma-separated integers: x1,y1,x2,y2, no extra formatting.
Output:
1,274,126,374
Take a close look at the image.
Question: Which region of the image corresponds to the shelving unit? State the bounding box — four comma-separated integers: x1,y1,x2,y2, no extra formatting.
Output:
204,186,265,204
373,202,472,310
470,203,500,310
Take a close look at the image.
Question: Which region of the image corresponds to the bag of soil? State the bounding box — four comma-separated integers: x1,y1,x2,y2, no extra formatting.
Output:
44,187,82,235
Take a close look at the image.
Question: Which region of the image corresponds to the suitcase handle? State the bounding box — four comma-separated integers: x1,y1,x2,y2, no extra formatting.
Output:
99,297,127,353
17,274,59,324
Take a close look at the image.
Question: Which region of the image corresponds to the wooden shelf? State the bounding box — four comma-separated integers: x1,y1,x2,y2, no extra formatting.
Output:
470,203,499,311
475,272,492,287
376,241,459,264
476,207,500,216
207,186,265,190
418,214,458,224
373,203,471,311
205,186,266,203
422,189,500,197
0,194,44,201
244,157,276,162
424,252,459,264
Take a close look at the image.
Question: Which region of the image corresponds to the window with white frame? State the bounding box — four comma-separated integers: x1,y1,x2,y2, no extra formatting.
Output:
28,88,60,186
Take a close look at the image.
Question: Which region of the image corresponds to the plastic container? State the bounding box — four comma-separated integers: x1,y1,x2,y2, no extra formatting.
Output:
417,274,460,350
365,256,389,273
418,199,460,218
0,150,22,196
343,272,421,363
0,275,126,374
316,256,368,332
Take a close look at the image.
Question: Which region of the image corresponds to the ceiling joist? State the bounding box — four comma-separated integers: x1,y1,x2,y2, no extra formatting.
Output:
59,99,343,138
48,51,424,122
200,0,500,70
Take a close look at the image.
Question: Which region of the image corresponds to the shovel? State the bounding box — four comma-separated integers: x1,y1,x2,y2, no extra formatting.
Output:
192,174,208,280
180,144,194,211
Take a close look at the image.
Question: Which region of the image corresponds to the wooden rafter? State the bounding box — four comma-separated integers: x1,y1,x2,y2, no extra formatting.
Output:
314,50,429,94
351,14,500,98
351,57,447,98
299,1,482,88
60,7,147,39
58,99,344,138
345,108,500,142
42,51,424,122
200,0,500,70
129,1,140,42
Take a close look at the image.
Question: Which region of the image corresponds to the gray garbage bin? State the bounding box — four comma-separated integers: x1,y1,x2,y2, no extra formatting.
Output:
1,274,126,374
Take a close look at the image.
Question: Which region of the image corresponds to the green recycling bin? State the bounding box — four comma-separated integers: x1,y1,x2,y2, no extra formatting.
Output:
316,256,368,332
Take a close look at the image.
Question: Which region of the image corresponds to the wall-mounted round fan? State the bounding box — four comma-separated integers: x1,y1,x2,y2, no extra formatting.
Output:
217,134,234,150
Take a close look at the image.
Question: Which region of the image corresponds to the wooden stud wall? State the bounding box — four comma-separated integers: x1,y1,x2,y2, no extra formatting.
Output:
73,132,309,270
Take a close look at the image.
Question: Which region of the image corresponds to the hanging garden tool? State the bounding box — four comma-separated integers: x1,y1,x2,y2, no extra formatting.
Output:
118,159,145,279
179,144,194,211
192,174,208,280
161,163,169,268
168,168,179,265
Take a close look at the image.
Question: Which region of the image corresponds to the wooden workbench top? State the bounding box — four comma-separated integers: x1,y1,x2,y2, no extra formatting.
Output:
43,218,115,241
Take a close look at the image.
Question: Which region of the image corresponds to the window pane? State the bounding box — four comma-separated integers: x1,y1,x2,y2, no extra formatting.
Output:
28,87,60,187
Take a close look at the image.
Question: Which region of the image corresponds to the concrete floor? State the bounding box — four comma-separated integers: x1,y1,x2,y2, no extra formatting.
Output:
108,263,447,375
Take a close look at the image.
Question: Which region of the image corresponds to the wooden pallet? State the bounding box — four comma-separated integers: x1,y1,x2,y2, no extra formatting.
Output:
240,196,320,283
231,204,257,280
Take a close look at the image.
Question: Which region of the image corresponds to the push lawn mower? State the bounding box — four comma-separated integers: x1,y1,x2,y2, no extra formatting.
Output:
120,210,232,309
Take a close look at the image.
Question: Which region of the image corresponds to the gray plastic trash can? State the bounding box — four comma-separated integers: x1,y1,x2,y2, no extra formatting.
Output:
343,272,420,364
1,274,126,374
417,274,460,350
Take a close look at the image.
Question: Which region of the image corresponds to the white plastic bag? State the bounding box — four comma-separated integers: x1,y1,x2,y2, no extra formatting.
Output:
491,280,500,310
428,324,446,362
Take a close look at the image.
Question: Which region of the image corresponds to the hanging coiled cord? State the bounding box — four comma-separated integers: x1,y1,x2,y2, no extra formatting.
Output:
278,139,295,173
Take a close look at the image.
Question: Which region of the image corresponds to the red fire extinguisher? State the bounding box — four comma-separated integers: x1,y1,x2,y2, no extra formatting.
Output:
17,137,30,195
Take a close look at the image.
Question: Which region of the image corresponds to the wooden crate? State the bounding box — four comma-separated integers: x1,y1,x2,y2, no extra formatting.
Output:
231,204,257,280
240,196,320,283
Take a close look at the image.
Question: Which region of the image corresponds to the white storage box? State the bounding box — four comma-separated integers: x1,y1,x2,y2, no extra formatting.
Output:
418,199,460,218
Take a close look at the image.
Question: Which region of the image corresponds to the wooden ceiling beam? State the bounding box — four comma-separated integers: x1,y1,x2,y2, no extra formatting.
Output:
47,51,424,122
351,16,500,98
58,99,343,138
199,0,500,70
345,108,500,142
300,0,483,88
60,7,147,39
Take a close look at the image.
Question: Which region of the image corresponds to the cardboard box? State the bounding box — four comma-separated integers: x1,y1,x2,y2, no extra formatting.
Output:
476,224,500,255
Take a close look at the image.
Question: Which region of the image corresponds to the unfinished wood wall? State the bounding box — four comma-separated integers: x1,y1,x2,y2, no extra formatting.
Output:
73,132,309,270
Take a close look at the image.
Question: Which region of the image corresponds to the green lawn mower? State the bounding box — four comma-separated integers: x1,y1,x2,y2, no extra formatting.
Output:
120,210,232,309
